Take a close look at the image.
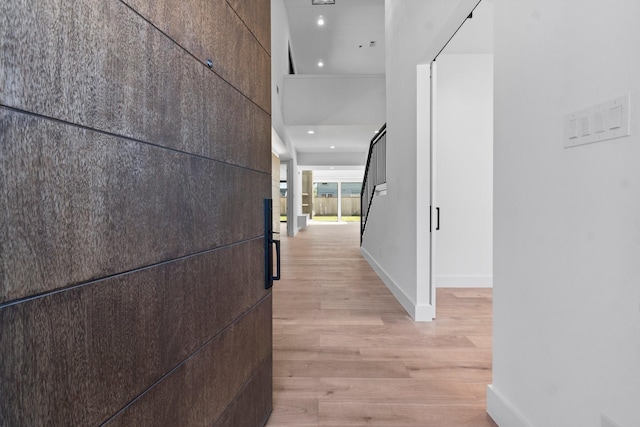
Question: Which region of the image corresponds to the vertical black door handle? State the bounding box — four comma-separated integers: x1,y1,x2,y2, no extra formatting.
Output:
264,199,274,289
436,207,440,230
264,199,282,289
272,239,281,281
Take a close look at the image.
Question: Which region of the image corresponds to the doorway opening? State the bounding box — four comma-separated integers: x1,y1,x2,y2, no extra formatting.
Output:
426,0,494,316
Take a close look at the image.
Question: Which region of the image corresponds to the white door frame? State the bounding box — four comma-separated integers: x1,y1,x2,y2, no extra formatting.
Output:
415,62,436,321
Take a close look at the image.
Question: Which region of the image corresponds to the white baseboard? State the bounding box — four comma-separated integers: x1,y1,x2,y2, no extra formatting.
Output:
360,247,434,321
414,302,435,321
436,275,493,288
487,385,532,427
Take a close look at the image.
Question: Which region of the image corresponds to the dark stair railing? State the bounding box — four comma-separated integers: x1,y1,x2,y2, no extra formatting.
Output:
361,123,386,244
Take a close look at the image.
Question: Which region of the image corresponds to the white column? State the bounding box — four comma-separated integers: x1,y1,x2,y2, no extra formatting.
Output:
337,181,342,222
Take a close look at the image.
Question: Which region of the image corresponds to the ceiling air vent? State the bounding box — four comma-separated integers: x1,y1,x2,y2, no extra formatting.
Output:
312,0,335,4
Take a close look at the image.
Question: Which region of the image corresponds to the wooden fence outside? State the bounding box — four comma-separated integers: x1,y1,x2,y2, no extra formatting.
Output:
280,197,361,216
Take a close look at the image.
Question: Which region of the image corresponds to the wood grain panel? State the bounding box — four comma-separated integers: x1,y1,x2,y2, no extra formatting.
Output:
318,402,496,427
273,347,364,362
0,240,268,426
0,0,207,157
213,354,273,427
273,377,477,404
317,332,476,348
273,309,385,327
105,296,272,427
268,398,319,427
1,0,272,424
116,0,272,172
120,0,204,58
403,361,492,382
203,68,272,173
226,0,271,54
201,0,271,112
0,109,270,302
273,360,411,379
123,0,271,113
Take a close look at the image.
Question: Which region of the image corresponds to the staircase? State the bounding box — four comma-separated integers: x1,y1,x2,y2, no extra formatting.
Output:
360,123,386,244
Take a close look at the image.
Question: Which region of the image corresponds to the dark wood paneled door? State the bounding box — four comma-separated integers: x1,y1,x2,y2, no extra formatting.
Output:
0,0,272,425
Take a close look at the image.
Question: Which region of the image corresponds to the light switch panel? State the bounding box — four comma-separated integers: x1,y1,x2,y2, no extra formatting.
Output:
568,118,579,139
564,94,630,148
608,105,622,129
580,116,590,136
592,111,605,133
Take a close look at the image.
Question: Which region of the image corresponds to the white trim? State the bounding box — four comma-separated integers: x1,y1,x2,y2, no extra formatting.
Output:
435,275,493,288
360,247,435,321
414,301,435,321
297,214,309,230
486,385,533,427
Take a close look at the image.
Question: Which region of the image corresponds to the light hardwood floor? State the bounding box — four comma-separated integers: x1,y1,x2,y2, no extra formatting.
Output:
267,222,497,427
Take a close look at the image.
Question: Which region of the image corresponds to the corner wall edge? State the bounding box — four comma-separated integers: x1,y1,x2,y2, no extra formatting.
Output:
360,246,434,321
487,384,533,427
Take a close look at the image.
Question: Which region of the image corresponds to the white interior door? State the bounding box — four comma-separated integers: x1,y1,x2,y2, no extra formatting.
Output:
429,60,439,309
429,0,494,296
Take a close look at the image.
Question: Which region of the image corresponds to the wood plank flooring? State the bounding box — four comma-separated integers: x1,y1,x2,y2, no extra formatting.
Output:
266,222,497,427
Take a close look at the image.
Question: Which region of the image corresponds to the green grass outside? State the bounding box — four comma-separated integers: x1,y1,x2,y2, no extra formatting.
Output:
279,215,361,222
312,216,361,222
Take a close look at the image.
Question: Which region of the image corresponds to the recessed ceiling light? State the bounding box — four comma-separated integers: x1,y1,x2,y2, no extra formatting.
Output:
317,16,325,26
374,130,379,134
307,130,315,134
329,145,335,149
318,61,324,67
330,167,335,170
312,0,335,5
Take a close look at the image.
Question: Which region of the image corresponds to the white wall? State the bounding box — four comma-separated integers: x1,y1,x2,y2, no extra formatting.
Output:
297,152,367,168
489,1,640,426
283,75,386,126
271,0,291,154
434,53,493,287
362,0,479,320
313,169,365,183
272,0,300,236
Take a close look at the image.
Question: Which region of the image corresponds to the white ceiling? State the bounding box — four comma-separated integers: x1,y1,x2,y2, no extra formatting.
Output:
283,74,385,127
279,0,493,168
284,0,385,75
281,0,386,167
287,125,381,153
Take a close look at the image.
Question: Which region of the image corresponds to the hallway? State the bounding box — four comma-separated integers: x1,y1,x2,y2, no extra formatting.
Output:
267,222,496,426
